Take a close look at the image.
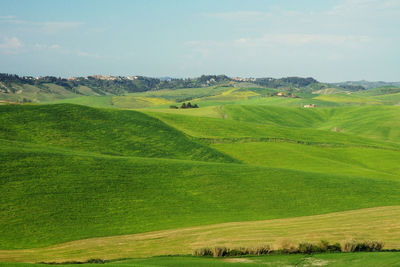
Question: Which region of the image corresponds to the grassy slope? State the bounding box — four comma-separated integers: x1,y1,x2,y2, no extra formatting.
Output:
42,95,115,108
0,83,80,103
0,104,234,163
132,85,233,102
147,111,400,150
314,94,382,105
212,142,400,180
111,96,173,108
2,138,400,250
219,105,400,143
372,92,400,105
1,206,400,262
316,106,400,143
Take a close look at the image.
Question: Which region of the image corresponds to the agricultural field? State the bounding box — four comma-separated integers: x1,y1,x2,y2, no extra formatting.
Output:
1,80,400,266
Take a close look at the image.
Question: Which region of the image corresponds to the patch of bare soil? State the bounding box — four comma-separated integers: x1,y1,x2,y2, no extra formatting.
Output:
302,257,330,266
221,258,255,263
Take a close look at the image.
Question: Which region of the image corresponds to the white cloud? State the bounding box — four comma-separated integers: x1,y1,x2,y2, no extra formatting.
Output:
30,41,101,60
188,0,396,63
0,37,23,54
49,44,61,49
204,11,271,21
205,0,400,20
329,0,400,16
186,33,371,56
234,34,371,48
33,43,100,58
34,43,61,50
202,0,400,30
77,51,100,59
0,16,83,34
0,15,16,19
184,40,225,47
39,21,83,34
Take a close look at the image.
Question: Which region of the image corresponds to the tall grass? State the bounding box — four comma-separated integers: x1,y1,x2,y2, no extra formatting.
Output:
342,240,384,252
193,240,384,257
193,245,272,257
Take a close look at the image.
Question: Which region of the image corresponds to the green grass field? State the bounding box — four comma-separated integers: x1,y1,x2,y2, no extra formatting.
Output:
1,83,400,265
4,134,400,250
1,253,400,267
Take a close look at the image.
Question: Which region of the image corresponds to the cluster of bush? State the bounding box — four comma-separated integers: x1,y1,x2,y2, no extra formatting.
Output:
193,240,384,257
170,102,199,109
193,245,272,257
342,240,384,252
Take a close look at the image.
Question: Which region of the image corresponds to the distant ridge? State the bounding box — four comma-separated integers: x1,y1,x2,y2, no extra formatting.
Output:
332,80,400,89
2,72,400,103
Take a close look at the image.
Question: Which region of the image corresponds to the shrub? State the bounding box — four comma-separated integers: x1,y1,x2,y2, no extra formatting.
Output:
192,247,212,256
297,241,341,254
354,240,384,252
319,240,341,253
228,248,246,256
342,240,384,252
37,259,107,265
179,102,199,109
342,239,357,252
86,258,106,264
250,245,272,255
298,242,318,254
212,246,230,257
318,240,329,252
327,242,341,252
194,245,271,257
279,239,298,254
368,240,384,251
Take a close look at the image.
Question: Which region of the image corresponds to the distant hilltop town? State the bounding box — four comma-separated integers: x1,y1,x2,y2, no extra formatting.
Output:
13,74,309,85
69,75,141,81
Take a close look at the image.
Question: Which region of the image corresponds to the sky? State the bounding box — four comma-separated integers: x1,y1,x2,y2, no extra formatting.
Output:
0,0,399,82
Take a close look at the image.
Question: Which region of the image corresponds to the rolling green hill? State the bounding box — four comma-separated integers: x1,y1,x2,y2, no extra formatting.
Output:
0,104,234,162
1,89,400,265
2,137,400,250
147,110,400,150
219,105,400,143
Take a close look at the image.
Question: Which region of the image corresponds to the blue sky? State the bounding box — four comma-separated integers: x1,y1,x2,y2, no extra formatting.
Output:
0,0,399,82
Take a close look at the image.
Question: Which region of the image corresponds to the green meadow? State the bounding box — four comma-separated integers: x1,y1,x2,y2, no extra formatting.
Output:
2,252,400,267
1,83,400,265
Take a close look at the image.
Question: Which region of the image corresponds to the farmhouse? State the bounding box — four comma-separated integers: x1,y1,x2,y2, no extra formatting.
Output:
304,104,316,108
